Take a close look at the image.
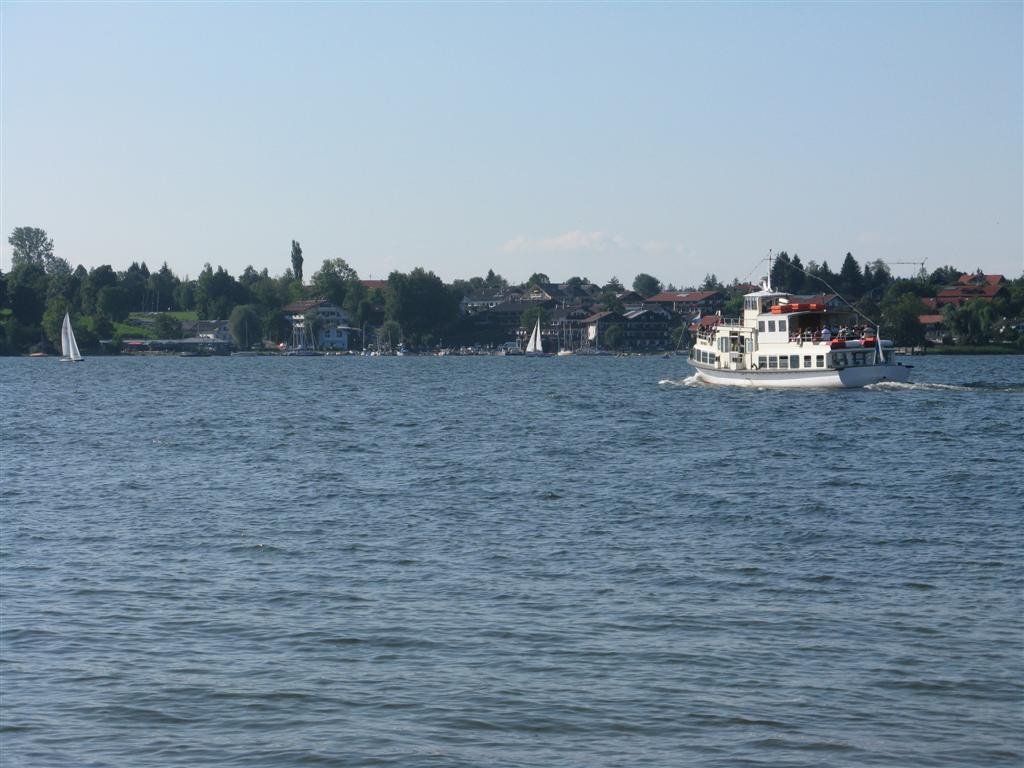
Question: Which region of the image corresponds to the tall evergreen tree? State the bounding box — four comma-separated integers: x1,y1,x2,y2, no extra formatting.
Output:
290,240,304,284
839,252,864,299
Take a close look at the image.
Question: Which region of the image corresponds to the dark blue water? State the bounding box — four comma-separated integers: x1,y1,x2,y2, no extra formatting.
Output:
2,355,1022,767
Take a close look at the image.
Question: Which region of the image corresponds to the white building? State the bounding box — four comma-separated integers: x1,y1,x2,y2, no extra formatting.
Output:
282,299,352,351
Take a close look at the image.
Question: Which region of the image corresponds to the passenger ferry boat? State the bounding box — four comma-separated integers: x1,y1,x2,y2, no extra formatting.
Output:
689,279,911,388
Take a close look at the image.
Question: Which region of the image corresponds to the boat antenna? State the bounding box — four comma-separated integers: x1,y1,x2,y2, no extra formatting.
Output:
765,250,773,292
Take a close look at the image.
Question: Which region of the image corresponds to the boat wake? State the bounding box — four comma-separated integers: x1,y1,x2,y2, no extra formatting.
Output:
867,381,1024,394
659,374,702,387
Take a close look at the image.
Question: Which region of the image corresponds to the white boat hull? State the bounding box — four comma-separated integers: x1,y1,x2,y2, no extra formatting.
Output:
690,361,911,388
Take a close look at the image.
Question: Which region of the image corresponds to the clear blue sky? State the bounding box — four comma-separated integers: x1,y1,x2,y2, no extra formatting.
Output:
2,1,1021,286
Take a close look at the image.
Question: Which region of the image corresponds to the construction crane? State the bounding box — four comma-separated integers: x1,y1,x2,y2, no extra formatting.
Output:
883,258,928,278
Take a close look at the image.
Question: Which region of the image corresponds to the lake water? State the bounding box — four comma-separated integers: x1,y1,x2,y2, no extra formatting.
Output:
2,354,1022,767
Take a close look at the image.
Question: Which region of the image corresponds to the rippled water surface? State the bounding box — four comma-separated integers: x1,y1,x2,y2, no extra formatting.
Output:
2,354,1022,767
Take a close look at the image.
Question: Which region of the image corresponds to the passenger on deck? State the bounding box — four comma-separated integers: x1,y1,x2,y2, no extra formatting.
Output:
821,326,832,342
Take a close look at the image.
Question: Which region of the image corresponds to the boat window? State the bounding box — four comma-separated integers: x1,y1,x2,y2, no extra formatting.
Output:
768,356,778,369
852,352,866,366
833,352,847,367
778,320,787,332
758,321,765,332
803,355,812,368
778,356,789,369
790,355,800,369
758,356,767,369
815,355,824,368
768,321,776,332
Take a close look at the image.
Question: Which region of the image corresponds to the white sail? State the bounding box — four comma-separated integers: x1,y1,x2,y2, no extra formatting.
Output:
61,313,83,361
526,319,542,353
61,313,71,358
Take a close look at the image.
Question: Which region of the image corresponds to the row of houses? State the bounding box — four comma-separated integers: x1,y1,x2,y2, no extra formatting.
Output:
274,284,739,352
461,282,733,318
143,273,1015,352
917,273,1010,342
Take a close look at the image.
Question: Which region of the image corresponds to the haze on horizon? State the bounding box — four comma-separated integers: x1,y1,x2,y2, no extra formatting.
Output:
2,1,1021,287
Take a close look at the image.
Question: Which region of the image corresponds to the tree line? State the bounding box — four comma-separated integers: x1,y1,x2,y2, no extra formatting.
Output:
2,226,1021,354
763,251,1023,347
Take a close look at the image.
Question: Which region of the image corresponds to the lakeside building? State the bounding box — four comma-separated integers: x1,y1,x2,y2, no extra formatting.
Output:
180,319,232,341
581,308,673,351
282,299,352,351
645,290,726,316
934,281,1009,309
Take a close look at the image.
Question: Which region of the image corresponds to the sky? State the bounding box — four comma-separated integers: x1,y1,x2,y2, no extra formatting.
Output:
2,1,1022,287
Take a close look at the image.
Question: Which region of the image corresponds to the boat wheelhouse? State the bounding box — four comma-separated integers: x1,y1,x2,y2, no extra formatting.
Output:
689,281,911,388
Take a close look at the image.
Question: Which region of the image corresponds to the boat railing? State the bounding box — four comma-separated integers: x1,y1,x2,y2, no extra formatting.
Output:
695,319,746,342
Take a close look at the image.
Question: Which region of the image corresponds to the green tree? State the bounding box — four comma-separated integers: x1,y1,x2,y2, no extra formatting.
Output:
810,260,836,288
291,240,304,284
228,304,260,348
342,279,369,330
174,280,196,311
262,308,291,343
239,265,264,287
120,262,150,311
194,264,244,320
527,272,550,287
385,268,458,346
632,273,663,297
97,284,131,321
769,252,792,291
928,265,963,286
600,291,624,313
312,258,359,307
379,319,401,351
602,276,624,292
944,299,996,345
0,313,34,355
520,305,548,331
90,313,115,341
152,313,183,339
880,291,926,346
867,259,892,294
42,296,68,348
722,294,743,317
839,252,864,299
148,262,180,312
8,227,54,269
483,269,507,294
604,324,623,350
701,272,725,291
670,325,690,348
7,262,49,325
81,265,118,314
564,276,586,290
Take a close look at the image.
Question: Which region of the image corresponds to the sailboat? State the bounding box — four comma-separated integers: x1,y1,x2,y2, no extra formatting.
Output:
524,318,547,356
60,312,84,362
